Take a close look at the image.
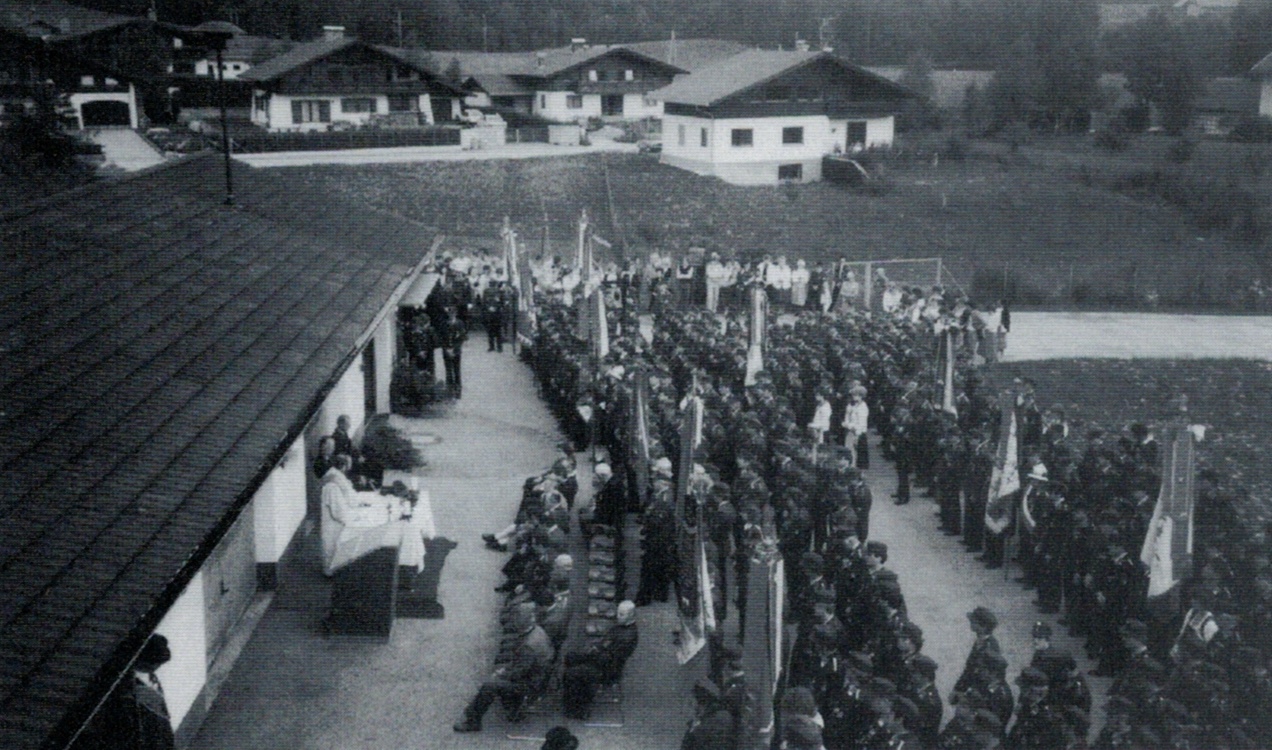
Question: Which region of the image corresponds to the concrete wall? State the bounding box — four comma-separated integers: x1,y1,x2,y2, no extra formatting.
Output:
153,572,207,734
622,93,663,119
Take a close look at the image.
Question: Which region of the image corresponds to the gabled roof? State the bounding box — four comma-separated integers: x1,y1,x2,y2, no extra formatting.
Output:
0,156,434,750
222,33,295,65
236,37,357,82
653,49,917,107
1194,76,1259,114
0,0,144,41
514,44,687,79
1250,50,1272,77
621,38,752,72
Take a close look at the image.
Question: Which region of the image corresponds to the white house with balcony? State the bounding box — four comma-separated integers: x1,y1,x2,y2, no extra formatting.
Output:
654,49,918,185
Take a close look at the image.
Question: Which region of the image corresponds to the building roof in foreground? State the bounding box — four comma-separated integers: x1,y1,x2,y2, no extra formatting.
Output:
0,0,143,41
0,156,433,750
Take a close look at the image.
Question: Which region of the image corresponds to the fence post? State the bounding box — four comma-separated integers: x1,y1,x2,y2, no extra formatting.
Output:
864,261,874,310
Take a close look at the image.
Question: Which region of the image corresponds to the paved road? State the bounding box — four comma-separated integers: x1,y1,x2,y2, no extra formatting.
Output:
1004,312,1272,362
236,139,638,168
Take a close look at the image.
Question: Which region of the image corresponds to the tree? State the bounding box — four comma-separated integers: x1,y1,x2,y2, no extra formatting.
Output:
984,36,1045,132
897,51,940,131
1118,11,1201,135
1032,0,1100,132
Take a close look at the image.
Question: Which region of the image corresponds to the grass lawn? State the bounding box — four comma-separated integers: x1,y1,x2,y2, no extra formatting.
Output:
991,358,1272,501
273,142,1270,309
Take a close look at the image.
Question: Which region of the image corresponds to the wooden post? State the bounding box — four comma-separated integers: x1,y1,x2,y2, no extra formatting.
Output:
864,261,874,310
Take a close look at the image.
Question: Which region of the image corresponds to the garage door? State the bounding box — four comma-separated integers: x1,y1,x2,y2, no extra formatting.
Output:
80,100,131,127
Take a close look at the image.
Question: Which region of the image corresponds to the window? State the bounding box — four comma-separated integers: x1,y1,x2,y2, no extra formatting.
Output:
782,126,804,144
254,94,267,112
387,94,417,113
643,94,658,108
624,69,634,81
731,128,753,147
588,69,598,82
778,163,803,181
700,128,708,147
80,75,94,87
846,120,868,148
341,97,377,114
540,94,546,109
566,94,583,109
291,99,331,124
677,124,685,146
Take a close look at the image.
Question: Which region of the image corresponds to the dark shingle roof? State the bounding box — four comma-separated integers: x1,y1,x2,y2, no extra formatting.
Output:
1195,76,1259,114
236,37,356,82
0,156,434,750
621,38,751,72
654,49,916,107
0,0,143,41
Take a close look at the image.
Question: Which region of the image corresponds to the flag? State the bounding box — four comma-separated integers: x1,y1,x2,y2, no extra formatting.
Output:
675,393,708,665
942,328,957,415
1141,424,1197,599
634,370,651,464
745,285,767,386
984,398,1020,534
591,281,609,358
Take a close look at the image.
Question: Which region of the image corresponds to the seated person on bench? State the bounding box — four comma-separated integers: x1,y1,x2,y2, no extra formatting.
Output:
562,600,639,719
454,604,553,733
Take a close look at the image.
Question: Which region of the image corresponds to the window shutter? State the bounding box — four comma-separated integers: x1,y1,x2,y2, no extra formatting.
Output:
291,100,303,124
319,101,331,122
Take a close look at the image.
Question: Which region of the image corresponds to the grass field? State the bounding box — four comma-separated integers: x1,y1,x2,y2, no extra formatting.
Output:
275,141,1271,310
992,358,1272,501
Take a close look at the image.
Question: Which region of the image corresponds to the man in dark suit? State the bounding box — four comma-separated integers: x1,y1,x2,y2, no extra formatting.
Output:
454,605,553,732
439,306,467,398
954,606,1002,700
561,601,639,719
82,634,175,750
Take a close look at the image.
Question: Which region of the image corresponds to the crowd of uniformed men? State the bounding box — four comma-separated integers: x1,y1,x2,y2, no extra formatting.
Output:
428,244,1267,749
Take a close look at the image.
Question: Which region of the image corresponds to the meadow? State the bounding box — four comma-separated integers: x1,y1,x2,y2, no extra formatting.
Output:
277,136,1272,310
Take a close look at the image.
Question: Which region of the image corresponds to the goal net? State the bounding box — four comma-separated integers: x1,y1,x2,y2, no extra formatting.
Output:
833,258,966,310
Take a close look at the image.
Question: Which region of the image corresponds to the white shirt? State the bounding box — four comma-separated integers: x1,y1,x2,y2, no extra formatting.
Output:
706,260,729,284
882,288,902,312
767,263,792,289
809,401,832,432
843,400,869,434
790,267,811,285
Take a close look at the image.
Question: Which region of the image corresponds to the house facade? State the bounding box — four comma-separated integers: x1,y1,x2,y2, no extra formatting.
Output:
434,43,686,123
656,50,916,185
241,36,463,132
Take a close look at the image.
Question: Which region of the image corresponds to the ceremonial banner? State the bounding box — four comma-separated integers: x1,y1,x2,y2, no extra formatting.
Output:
739,552,780,749
941,328,957,415
675,394,708,664
745,285,767,386
984,398,1020,535
591,278,610,358
1141,424,1197,599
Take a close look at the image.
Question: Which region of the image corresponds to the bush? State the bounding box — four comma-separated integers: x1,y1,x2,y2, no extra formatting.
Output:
1229,115,1272,143
1094,126,1131,152
939,136,968,162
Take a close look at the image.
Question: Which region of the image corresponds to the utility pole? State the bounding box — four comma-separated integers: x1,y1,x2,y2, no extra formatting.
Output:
481,14,489,52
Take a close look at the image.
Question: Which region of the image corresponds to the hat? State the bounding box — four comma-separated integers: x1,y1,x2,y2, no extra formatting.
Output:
617,600,637,625
801,551,825,573
967,606,997,631
1032,622,1052,640
1016,667,1049,688
594,463,613,478
135,634,171,672
1027,462,1049,481
541,726,579,750
784,715,823,749
911,654,938,680
851,384,867,398
653,457,673,476
900,621,924,649
865,540,888,561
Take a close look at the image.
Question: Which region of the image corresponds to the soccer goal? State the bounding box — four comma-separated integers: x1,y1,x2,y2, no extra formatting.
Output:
833,258,966,310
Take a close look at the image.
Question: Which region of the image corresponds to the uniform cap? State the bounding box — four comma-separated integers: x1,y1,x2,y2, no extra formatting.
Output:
865,540,888,560
911,654,938,680
135,634,171,671
967,606,997,631
1032,622,1052,639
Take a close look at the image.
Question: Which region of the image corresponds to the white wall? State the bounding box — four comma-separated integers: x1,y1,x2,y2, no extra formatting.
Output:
194,59,250,79
1261,80,1272,117
372,314,395,414
251,434,307,565
316,358,367,439
622,93,663,119
68,88,139,129
257,93,435,132
534,90,600,122
152,572,207,732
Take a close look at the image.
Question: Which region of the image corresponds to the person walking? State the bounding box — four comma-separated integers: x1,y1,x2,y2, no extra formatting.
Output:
440,305,467,398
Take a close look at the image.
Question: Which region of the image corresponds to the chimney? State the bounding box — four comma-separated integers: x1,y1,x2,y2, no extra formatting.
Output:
570,37,587,52
794,38,810,52
322,25,345,41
